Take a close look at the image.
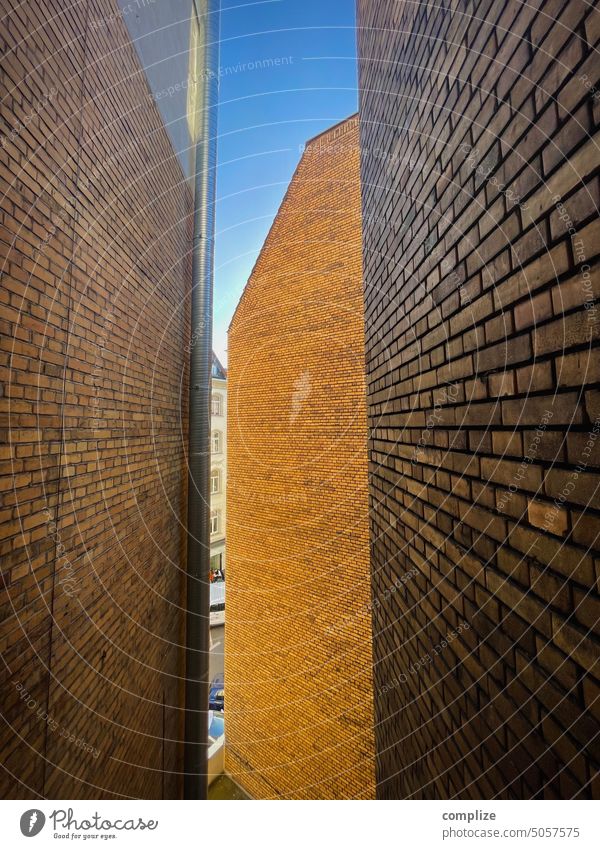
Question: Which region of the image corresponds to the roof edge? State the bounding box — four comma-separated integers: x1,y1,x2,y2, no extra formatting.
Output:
302,112,359,150
227,113,359,334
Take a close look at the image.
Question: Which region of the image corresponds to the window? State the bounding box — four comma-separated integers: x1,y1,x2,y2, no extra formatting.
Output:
210,553,222,571
211,393,223,416
210,509,221,535
211,468,221,494
212,430,222,453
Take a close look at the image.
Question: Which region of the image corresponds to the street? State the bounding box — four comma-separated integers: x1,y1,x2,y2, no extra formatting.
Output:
209,624,224,683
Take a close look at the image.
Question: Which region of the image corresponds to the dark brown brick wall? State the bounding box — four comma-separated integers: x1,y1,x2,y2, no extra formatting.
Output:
225,116,376,799
0,0,190,798
357,0,600,798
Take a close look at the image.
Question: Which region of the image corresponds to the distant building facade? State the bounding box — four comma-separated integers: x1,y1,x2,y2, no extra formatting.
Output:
211,353,227,578
225,115,376,799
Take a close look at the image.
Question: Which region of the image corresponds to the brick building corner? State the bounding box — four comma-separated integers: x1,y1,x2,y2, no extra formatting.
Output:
225,115,376,799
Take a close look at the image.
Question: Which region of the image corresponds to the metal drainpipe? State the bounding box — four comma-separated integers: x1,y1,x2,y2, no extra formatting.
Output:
184,0,220,801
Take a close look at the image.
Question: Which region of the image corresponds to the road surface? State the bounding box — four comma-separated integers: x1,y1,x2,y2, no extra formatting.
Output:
209,624,224,683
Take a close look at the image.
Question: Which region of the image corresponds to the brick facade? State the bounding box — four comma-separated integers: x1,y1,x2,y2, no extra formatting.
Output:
225,116,376,799
0,0,191,798
357,1,600,798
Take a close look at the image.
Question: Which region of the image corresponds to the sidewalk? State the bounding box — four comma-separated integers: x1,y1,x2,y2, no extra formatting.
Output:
209,775,250,800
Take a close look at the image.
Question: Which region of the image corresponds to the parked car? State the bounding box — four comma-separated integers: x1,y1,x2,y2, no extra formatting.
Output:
209,673,224,711
208,709,224,743
210,582,225,627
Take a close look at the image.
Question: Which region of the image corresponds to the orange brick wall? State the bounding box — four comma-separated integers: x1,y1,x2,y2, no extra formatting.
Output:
0,0,190,798
225,116,376,799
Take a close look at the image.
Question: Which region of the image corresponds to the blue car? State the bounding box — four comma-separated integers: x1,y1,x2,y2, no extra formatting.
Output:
209,674,224,711
208,710,224,743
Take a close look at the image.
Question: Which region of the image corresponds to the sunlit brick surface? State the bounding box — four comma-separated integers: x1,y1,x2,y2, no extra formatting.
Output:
225,116,376,799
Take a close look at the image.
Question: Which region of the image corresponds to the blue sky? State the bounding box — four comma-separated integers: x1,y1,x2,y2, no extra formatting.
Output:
214,0,358,363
